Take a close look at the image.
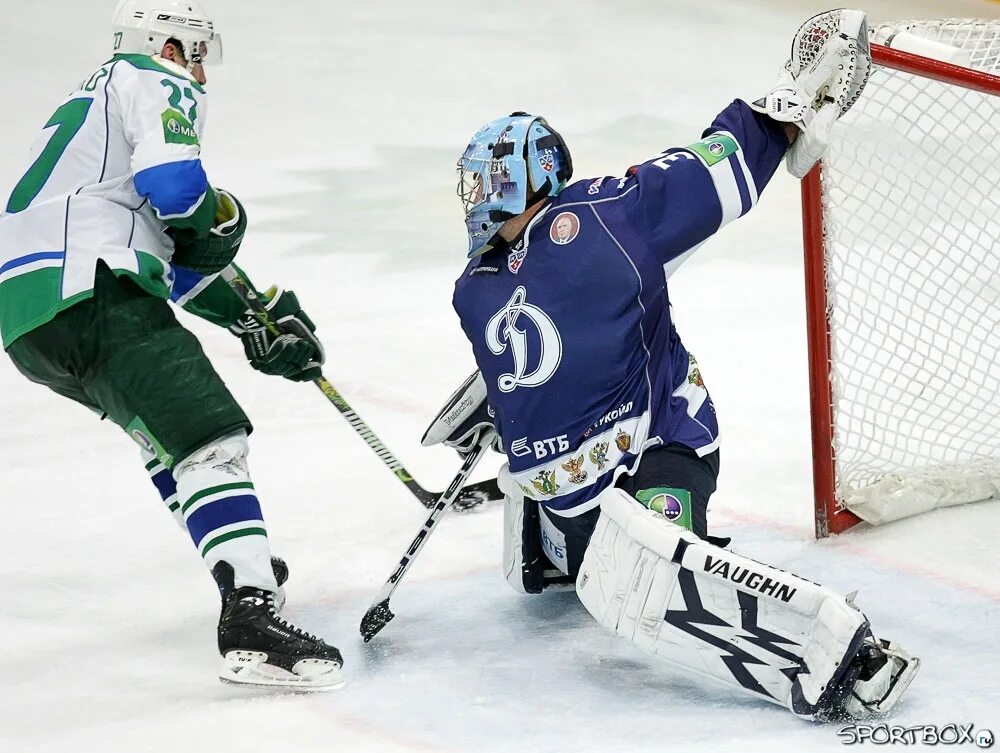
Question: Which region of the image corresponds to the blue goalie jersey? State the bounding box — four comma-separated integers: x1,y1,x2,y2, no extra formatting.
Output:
453,100,789,517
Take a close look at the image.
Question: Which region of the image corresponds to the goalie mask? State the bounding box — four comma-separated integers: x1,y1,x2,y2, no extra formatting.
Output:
457,112,573,257
112,0,223,67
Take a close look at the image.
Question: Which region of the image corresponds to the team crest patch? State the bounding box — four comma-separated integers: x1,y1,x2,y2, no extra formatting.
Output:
537,149,555,173
588,441,609,471
531,469,560,496
687,353,705,388
561,455,588,484
550,211,580,245
615,429,632,453
508,246,527,274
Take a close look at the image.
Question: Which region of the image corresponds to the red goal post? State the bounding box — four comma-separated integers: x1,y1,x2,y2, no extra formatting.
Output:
802,23,1000,538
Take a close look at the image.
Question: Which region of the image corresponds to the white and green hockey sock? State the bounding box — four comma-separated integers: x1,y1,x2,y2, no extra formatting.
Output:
172,432,278,592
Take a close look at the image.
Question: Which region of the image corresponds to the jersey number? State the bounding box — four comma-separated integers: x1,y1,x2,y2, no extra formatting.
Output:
650,150,696,172
6,98,93,214
160,79,198,123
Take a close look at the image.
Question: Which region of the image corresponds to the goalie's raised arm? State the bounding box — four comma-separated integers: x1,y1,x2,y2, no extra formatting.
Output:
623,100,792,271
750,8,872,177
626,9,872,271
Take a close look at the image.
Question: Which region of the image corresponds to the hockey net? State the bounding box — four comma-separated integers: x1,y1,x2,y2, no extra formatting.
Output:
803,19,1000,537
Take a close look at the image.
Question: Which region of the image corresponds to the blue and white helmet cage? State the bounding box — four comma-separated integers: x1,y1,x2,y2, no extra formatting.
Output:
457,112,573,257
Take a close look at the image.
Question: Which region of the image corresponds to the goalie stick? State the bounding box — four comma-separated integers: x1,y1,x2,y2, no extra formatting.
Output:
360,434,493,641
219,266,501,511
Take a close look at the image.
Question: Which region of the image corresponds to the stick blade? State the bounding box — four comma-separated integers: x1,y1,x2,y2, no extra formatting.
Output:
360,599,395,642
451,478,502,512
451,489,492,512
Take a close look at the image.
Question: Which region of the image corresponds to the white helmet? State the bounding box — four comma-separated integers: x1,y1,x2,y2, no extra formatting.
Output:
112,0,223,66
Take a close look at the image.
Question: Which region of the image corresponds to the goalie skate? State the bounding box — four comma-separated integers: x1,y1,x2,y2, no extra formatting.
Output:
839,638,921,718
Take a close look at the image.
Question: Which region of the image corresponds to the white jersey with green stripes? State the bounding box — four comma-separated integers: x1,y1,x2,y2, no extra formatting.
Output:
0,54,209,348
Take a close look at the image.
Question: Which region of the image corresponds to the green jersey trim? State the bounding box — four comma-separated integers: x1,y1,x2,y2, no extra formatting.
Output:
1,254,173,349
162,186,217,236
179,262,256,328
110,54,206,94
0,267,86,348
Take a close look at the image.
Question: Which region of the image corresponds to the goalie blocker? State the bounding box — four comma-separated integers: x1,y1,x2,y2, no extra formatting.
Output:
574,488,919,720
421,370,499,455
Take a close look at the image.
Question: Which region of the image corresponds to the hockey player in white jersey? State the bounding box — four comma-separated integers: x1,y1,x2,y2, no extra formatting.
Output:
0,1,342,688
425,10,919,719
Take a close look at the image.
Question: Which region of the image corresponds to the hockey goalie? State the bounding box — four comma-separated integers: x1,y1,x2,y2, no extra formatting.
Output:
424,9,920,720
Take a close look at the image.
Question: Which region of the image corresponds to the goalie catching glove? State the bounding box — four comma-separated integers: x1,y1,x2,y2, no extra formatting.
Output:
171,189,248,275
750,8,872,178
229,287,325,382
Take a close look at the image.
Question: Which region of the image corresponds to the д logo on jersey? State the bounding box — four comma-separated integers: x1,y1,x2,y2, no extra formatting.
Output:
485,286,562,393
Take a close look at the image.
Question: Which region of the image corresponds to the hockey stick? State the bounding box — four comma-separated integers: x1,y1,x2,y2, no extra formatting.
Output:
218,266,501,511
360,434,492,642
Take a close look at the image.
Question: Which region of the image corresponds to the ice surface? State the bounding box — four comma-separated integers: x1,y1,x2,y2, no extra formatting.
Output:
1,2,998,752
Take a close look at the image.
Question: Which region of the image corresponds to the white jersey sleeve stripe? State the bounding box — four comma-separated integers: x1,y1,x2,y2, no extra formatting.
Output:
702,147,743,230
662,241,705,281
734,144,759,208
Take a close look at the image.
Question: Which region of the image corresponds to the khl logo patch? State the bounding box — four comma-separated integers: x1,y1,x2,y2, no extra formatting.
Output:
485,286,563,393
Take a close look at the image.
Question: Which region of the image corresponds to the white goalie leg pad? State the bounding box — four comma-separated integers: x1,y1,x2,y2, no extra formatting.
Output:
499,464,536,594
500,465,573,594
502,490,531,595
576,488,885,718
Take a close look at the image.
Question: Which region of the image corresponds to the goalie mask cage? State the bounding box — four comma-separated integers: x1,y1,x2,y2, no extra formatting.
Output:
803,20,1000,538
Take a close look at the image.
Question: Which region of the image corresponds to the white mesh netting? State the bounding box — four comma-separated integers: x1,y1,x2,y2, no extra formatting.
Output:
819,19,1000,525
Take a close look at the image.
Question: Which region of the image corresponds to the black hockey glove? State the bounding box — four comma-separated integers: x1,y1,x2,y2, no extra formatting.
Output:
229,287,325,382
170,189,247,275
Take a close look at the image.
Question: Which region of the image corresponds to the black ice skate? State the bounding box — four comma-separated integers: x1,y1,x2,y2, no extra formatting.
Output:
213,556,290,612
269,555,289,612
212,561,344,689
270,556,289,589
